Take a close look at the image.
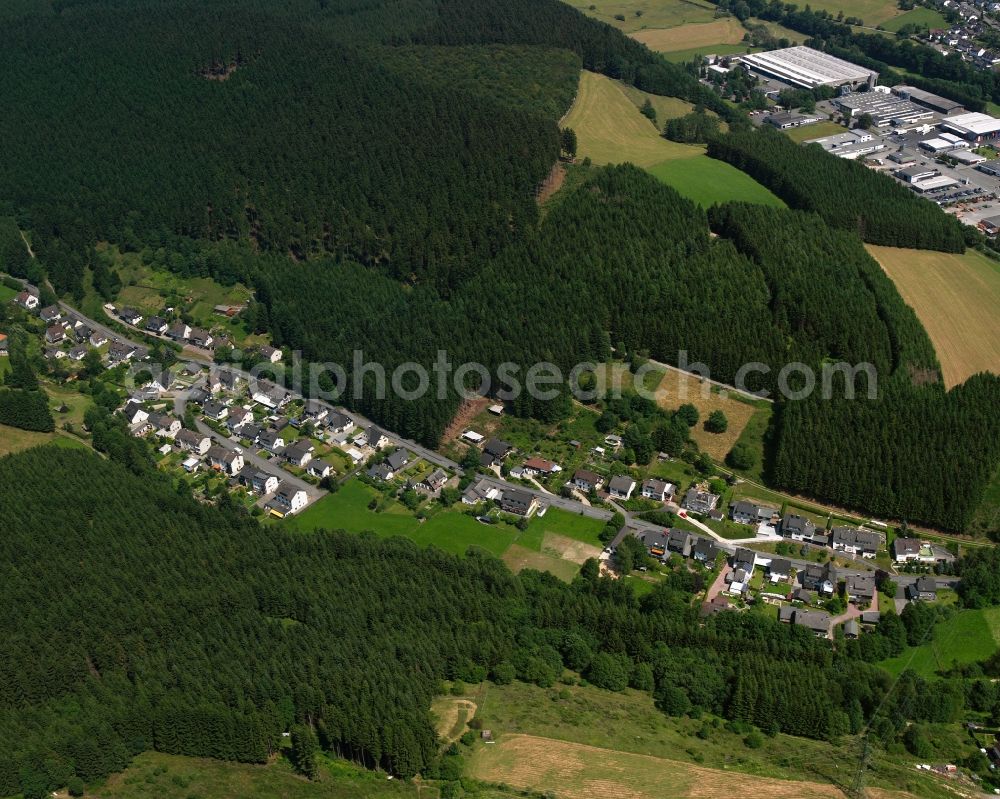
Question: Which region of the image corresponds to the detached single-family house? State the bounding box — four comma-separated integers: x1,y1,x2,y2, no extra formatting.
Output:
188,328,213,348
730,500,778,525
302,400,328,423
667,528,695,557
249,470,279,495
500,488,538,517
227,407,254,432
846,574,876,604
481,438,512,467
733,547,757,574
386,447,410,472
119,307,143,326
801,562,837,596
692,538,718,564
251,380,288,409
768,557,791,582
40,305,62,323
107,341,136,364
573,469,603,493
830,527,881,558
641,478,675,503
167,321,191,341
45,324,66,344
68,345,88,361
121,401,149,426
307,459,332,479
418,468,448,493
148,413,182,438
284,439,315,468
267,483,308,516
260,345,282,363
89,330,108,347
326,411,353,434
367,463,394,481
14,290,39,310
780,513,816,542
604,434,623,450
258,429,286,453
793,609,831,637
522,457,558,477
145,316,168,335
207,444,244,475
175,428,211,456
218,368,242,392
644,531,670,559
462,477,500,505
202,400,229,422
364,426,389,451
682,488,719,515
908,575,938,601
608,475,636,500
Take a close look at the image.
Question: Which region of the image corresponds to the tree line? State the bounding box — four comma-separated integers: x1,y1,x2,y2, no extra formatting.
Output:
0,445,979,796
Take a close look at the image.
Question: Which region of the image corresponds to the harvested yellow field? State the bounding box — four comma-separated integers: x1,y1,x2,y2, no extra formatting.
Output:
542,531,603,564
630,17,746,52
562,71,703,167
430,697,477,744
866,245,1000,388
469,734,851,799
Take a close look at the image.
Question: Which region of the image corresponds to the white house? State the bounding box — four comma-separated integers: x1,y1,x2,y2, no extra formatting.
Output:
608,475,636,500
121,401,149,426
267,483,308,516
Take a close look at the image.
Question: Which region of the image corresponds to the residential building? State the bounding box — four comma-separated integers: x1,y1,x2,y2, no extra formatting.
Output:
45,324,65,344
386,448,410,471
302,399,328,423
145,316,168,334
365,426,389,451
175,428,211,455
218,368,242,392
250,470,279,495
284,439,315,468
251,380,289,409
119,307,143,326
121,401,149,426
188,327,213,348
786,608,831,637
307,460,332,479
730,500,778,525
107,341,136,363
830,527,881,558
780,513,816,542
908,575,938,601
861,610,881,626
202,400,229,421
573,469,603,493
167,321,191,341
499,488,538,517
844,619,860,639
522,457,558,476
40,305,62,323
682,487,719,515
462,478,501,505
692,538,718,564
267,483,308,516
258,429,286,453
666,528,694,557
14,290,39,310
768,558,791,582
418,468,448,493
367,463,394,481
148,413,182,438
89,330,108,347
892,537,956,566
733,547,757,574
846,574,876,604
226,407,254,432
801,562,837,596
326,411,353,434
608,475,636,500
68,345,88,361
260,345,282,363
207,444,244,475
644,531,670,559
640,478,674,503
481,438,512,467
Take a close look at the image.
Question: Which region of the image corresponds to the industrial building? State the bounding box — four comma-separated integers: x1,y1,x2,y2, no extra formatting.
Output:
919,133,969,153
803,129,886,159
939,112,1000,143
950,149,987,165
891,85,964,115
895,165,940,183
834,90,934,127
741,46,877,90
764,110,823,129
977,160,1000,177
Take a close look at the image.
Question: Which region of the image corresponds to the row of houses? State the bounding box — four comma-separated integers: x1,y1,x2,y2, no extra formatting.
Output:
460,478,542,517
570,470,675,503
636,527,720,566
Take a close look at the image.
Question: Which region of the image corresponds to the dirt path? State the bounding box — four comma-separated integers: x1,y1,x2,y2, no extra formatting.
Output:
536,162,566,205
18,229,35,259
439,396,491,446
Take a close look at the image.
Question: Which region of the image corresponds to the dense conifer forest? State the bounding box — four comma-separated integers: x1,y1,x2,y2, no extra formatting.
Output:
1,0,996,527
0,446,980,797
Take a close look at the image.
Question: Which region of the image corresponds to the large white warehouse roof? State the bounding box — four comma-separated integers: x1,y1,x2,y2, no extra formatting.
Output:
940,112,1000,138
741,46,877,89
